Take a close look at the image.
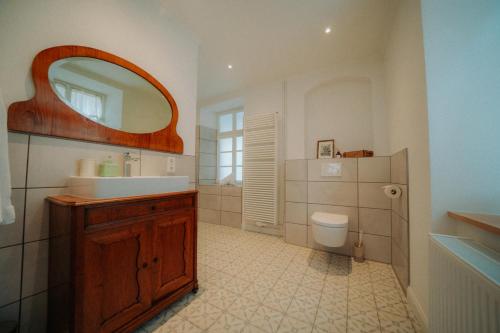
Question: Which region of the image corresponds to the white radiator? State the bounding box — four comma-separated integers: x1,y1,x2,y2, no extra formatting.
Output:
430,234,500,333
242,113,278,225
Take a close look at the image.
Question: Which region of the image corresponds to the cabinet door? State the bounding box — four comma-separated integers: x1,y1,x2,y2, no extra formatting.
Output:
81,221,152,333
152,210,195,301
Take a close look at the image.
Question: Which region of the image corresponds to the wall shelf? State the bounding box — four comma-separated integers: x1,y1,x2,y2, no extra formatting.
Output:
448,211,500,235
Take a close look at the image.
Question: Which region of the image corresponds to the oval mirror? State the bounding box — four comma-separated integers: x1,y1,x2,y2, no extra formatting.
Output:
48,57,172,133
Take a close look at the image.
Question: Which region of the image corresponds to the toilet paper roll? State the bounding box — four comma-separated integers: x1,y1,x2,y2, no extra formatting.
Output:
79,159,96,177
382,184,402,199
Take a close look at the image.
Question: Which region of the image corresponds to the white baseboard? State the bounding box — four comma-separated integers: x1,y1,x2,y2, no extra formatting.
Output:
407,286,429,332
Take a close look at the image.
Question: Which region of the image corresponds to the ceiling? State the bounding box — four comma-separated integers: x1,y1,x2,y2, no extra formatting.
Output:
161,0,398,101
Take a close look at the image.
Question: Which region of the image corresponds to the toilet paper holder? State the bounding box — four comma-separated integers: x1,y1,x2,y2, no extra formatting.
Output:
381,184,402,199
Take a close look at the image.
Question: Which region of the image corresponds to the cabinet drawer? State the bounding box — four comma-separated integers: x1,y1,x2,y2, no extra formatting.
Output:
85,195,195,227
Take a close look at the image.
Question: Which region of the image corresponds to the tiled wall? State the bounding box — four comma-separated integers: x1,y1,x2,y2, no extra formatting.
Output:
0,132,196,332
284,157,393,263
197,126,217,185
390,149,409,291
198,185,242,228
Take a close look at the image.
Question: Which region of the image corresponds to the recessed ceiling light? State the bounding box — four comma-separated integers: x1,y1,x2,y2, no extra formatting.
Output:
227,64,233,69
324,26,332,34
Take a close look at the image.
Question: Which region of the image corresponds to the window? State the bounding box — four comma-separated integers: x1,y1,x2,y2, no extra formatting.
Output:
217,109,244,183
52,80,105,121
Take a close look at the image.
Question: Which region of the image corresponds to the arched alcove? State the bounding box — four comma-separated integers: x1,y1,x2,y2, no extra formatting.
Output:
304,77,373,159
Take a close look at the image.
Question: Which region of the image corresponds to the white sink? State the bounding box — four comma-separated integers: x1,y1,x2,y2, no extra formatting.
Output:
68,176,190,199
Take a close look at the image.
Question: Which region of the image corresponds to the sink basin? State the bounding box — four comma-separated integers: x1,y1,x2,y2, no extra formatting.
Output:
68,176,190,199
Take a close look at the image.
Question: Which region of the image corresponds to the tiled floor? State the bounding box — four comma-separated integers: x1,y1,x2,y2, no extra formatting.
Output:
136,223,421,333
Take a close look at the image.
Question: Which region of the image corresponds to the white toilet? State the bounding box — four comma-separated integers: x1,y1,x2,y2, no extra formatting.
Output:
311,212,348,247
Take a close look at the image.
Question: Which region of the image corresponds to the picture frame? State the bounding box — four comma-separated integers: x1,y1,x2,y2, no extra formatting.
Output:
317,139,335,159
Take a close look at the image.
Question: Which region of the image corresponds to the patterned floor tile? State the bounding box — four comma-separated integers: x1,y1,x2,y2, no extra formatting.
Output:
207,313,247,333
378,311,415,333
251,305,286,333
137,223,420,333
277,315,314,333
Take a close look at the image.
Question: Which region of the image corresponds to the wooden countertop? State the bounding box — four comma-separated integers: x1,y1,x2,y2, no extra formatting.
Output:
47,190,198,206
448,211,500,235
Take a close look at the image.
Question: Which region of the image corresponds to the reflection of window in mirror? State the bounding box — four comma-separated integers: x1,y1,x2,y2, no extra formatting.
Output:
217,109,244,184
53,80,105,122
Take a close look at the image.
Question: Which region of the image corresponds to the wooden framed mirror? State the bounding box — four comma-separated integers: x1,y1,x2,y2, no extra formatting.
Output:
8,45,183,153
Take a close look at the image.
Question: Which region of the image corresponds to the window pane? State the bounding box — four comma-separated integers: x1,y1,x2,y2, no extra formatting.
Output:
219,152,232,166
219,167,232,180
70,89,103,120
219,113,233,132
236,152,243,166
236,167,243,182
219,138,232,152
236,112,244,130
54,83,66,98
236,136,243,150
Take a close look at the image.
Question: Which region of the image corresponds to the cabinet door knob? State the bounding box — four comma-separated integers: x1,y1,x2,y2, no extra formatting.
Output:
153,257,159,263
151,206,156,211
142,262,148,268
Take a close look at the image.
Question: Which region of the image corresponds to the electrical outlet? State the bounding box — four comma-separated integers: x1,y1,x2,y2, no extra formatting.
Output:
167,157,176,174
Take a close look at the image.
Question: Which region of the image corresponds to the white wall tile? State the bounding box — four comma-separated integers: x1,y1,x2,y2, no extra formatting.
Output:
198,194,220,210
220,211,242,228
199,126,217,140
175,155,196,182
198,208,220,224
307,158,357,182
392,242,409,290
307,204,358,231
198,185,220,195
285,223,307,247
22,240,48,298
358,157,390,182
285,181,307,203
140,150,170,176
24,188,64,243
358,183,391,209
0,189,24,247
308,182,357,206
391,184,408,220
285,202,307,225
390,149,408,185
363,234,391,263
391,212,409,258
199,153,217,167
199,166,216,180
359,208,391,236
0,245,22,307
20,291,47,333
8,132,28,188
285,160,307,181
221,196,242,213
221,186,242,197
28,135,138,187
199,140,216,154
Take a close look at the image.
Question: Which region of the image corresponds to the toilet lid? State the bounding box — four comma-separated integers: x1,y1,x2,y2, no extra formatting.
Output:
311,212,348,227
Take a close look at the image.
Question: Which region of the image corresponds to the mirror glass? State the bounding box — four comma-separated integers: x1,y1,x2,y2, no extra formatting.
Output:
48,57,172,133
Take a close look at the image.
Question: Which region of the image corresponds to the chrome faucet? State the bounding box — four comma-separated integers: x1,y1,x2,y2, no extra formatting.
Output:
123,152,139,177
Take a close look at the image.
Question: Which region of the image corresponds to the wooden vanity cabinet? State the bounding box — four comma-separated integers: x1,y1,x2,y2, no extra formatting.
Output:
47,191,198,333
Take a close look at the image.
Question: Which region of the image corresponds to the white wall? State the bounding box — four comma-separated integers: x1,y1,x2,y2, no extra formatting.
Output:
384,0,431,326
0,0,198,155
421,0,500,235
286,63,389,159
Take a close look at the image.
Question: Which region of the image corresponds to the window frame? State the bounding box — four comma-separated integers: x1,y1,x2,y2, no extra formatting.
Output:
216,108,244,184
52,79,106,122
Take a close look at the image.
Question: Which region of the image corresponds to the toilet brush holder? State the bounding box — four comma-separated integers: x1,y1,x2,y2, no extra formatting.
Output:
353,241,365,262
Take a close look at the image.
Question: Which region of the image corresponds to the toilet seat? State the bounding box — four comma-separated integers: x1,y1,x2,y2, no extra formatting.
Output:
311,212,348,228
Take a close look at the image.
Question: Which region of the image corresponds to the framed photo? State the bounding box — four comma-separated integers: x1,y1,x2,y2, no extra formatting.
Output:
317,140,335,159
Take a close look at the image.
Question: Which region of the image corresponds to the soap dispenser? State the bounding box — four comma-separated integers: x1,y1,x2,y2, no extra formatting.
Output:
98,156,120,177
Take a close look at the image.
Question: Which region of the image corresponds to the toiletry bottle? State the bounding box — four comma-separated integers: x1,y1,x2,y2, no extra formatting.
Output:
99,156,120,177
